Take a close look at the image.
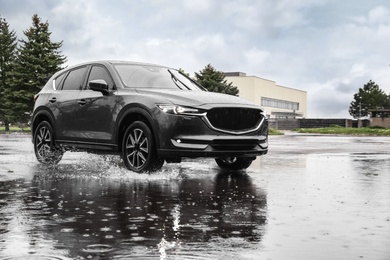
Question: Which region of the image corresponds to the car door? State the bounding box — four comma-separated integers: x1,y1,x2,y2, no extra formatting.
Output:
48,66,87,141
75,65,116,145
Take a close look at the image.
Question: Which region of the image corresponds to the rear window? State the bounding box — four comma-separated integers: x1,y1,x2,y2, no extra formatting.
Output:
114,64,202,91
54,73,66,90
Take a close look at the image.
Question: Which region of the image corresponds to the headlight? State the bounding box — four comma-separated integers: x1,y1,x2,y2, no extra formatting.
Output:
157,105,206,116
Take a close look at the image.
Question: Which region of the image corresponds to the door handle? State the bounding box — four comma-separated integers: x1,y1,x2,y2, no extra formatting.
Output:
49,97,57,103
78,99,87,106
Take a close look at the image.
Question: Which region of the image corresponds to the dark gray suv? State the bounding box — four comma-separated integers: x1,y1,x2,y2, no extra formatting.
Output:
32,61,268,172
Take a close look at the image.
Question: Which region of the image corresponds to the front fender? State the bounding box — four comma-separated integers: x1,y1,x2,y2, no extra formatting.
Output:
115,104,161,151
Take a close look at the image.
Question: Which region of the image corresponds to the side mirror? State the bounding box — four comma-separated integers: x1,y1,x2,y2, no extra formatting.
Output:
88,79,110,95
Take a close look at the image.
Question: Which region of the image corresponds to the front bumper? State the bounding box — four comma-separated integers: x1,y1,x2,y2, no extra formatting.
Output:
155,111,269,159
159,136,268,158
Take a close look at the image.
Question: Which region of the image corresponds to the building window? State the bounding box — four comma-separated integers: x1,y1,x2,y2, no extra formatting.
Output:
261,97,299,110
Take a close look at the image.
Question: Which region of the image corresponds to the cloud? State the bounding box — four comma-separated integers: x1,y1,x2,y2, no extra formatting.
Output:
183,0,213,13
352,5,390,25
1,0,390,118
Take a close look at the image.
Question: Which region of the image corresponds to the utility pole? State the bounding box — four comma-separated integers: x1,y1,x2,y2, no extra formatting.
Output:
359,101,361,128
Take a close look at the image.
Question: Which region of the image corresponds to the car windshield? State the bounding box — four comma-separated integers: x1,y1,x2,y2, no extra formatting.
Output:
114,64,203,91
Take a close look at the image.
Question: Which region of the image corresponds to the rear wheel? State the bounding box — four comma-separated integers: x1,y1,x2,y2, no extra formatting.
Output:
122,121,163,172
215,157,253,171
34,121,63,165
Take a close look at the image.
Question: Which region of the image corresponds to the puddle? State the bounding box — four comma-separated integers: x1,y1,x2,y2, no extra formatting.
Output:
0,157,267,259
1,134,390,259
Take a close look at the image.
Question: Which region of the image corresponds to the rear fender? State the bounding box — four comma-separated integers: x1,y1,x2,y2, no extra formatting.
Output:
31,107,56,140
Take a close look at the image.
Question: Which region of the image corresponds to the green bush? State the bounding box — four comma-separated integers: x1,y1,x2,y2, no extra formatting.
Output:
369,125,385,129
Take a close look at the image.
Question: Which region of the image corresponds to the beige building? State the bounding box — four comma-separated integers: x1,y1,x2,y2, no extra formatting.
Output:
370,109,390,128
224,72,307,119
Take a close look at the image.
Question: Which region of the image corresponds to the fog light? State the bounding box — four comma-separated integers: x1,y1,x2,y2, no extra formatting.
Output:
177,139,181,143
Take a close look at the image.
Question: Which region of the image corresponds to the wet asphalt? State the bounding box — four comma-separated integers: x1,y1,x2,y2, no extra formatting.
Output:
0,133,389,260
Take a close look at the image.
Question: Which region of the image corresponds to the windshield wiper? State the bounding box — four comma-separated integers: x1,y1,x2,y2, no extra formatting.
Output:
168,69,191,90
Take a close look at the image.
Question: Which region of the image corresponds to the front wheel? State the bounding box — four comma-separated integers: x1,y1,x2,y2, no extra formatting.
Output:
215,157,253,171
34,121,63,165
122,121,163,173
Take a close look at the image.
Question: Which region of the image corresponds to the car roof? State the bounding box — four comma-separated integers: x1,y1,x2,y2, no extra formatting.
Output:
64,60,172,71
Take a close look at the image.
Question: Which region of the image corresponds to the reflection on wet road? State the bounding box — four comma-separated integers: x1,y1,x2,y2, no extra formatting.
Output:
1,168,266,259
1,133,390,259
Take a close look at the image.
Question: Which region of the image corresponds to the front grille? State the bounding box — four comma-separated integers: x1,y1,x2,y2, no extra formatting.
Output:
206,108,263,133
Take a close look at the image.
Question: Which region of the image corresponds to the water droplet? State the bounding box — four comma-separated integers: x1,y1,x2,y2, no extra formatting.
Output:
82,244,114,254
60,228,74,233
100,227,111,232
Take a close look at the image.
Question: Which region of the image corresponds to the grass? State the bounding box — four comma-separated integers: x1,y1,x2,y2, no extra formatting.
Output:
0,126,31,134
269,128,284,135
296,126,390,136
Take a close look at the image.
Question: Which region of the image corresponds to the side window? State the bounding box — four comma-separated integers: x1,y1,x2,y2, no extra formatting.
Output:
87,66,114,90
54,72,66,90
62,67,87,91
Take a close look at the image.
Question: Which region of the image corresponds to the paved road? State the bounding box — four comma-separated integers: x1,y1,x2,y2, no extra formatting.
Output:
0,133,389,259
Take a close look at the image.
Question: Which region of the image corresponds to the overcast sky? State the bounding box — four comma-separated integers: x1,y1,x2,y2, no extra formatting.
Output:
1,0,390,118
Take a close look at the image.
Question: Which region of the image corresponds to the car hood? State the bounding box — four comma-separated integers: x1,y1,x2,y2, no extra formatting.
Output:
133,89,261,109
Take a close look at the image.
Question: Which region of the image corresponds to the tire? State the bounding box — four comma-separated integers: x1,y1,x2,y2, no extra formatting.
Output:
215,157,253,171
34,121,63,165
122,121,162,172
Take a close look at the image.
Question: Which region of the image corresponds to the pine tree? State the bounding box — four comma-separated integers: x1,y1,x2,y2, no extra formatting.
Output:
8,14,67,122
0,17,17,131
194,64,239,96
349,80,390,119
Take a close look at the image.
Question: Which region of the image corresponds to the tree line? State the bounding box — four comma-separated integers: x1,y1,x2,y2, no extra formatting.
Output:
0,14,66,131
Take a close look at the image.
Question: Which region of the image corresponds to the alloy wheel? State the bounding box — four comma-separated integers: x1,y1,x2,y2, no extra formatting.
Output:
34,121,63,165
35,125,52,161
125,128,149,170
